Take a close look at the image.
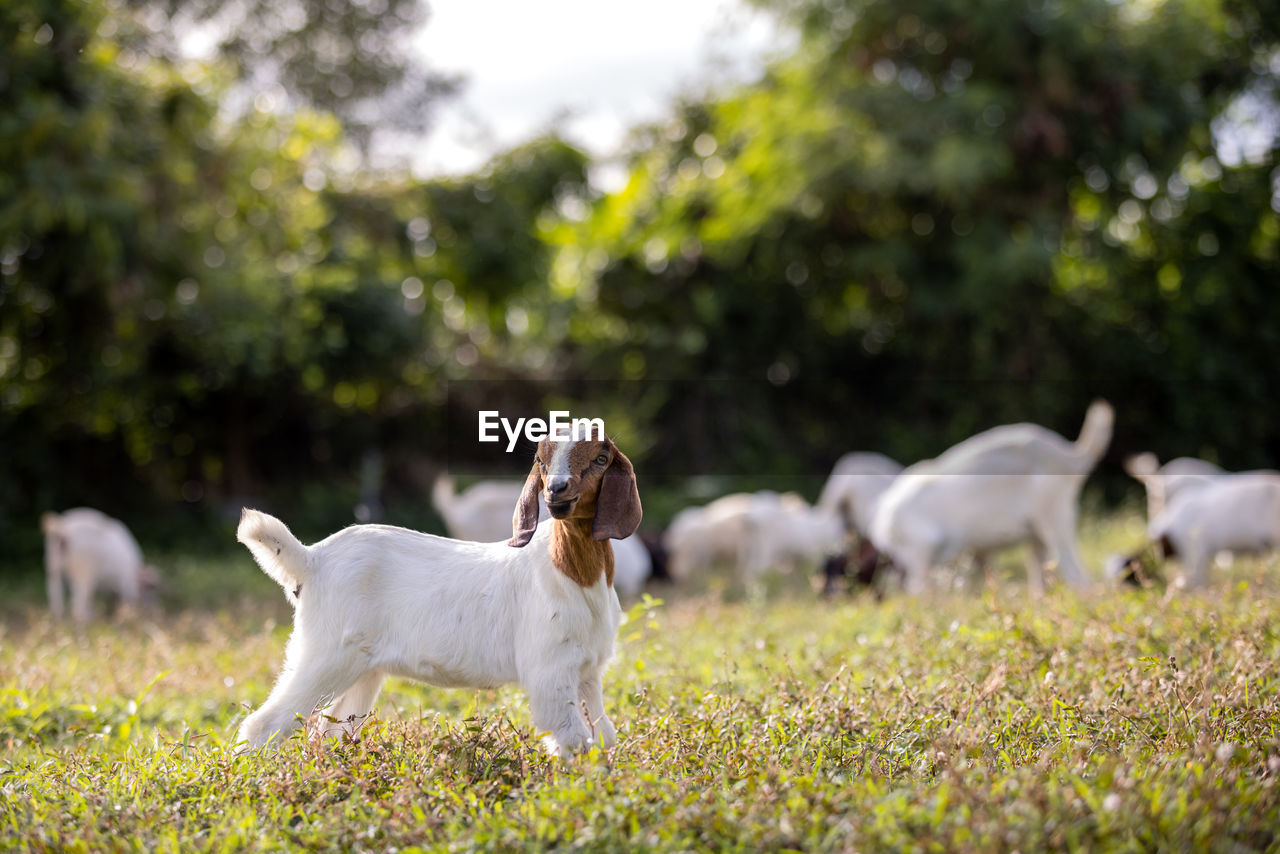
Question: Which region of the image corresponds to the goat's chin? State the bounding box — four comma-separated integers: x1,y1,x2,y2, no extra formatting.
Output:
546,499,577,520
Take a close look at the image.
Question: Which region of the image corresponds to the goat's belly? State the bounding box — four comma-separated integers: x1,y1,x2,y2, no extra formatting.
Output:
948,520,1033,554
1219,533,1275,554
385,657,516,689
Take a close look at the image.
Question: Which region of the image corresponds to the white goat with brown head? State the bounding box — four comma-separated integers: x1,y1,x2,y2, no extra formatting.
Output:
432,472,652,597
235,434,642,759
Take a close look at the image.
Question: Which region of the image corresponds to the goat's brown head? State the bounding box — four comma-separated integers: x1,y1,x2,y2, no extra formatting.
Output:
508,436,642,547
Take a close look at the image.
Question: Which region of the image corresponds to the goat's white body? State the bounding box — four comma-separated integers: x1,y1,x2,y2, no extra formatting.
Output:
664,491,843,581
1148,474,1280,588
870,403,1112,594
237,512,622,756
817,452,903,538
433,475,650,594
43,507,147,623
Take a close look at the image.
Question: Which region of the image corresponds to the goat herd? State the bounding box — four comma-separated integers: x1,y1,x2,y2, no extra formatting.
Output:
34,404,1280,754
434,400,1279,599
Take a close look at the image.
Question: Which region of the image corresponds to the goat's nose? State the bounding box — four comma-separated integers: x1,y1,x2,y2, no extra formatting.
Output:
546,476,570,496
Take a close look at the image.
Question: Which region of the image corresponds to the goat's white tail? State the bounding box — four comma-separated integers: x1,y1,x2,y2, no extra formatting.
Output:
237,509,310,594
1075,399,1114,463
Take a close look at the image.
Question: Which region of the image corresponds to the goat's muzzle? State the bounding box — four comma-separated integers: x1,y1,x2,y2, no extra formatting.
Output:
546,497,577,519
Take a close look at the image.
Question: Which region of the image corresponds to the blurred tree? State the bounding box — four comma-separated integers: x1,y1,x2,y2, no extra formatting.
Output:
549,0,1278,475
121,0,461,152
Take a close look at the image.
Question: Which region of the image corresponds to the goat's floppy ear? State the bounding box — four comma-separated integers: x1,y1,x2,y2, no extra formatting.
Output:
593,447,643,541
508,459,543,547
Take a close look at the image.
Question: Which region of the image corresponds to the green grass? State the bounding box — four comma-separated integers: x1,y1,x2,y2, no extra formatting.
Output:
3,511,1280,851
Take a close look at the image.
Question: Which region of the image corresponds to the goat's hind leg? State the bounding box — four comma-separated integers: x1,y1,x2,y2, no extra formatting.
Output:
319,670,385,740
1024,541,1049,596
238,640,368,750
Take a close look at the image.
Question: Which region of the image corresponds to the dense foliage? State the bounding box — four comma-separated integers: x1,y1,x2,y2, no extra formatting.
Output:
1,0,1278,562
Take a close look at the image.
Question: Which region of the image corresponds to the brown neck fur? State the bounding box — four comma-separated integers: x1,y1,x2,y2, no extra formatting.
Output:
549,517,615,588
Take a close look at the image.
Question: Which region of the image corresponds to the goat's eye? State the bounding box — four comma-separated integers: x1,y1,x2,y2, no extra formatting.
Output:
594,453,609,465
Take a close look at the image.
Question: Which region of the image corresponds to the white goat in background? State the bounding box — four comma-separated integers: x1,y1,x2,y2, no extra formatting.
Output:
816,453,904,594
1147,474,1280,589
433,473,650,596
42,507,157,622
870,401,1113,595
42,508,157,624
432,475,528,543
237,436,642,757
664,491,843,582
817,452,904,540
1123,453,1225,520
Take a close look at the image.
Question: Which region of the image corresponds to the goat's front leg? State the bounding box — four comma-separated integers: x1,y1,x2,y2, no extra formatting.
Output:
115,569,142,621
46,568,65,621
894,545,932,596
1034,501,1089,590
527,668,593,758
1024,541,1048,597
1180,539,1212,590
578,669,616,749
69,569,94,626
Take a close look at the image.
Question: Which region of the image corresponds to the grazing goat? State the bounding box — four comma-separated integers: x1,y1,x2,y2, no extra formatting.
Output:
433,473,651,596
817,452,904,539
663,492,760,580
1147,474,1280,589
42,508,157,624
816,452,903,595
1123,453,1224,520
432,475,529,542
236,436,642,757
869,401,1113,594
664,491,843,582
609,532,652,598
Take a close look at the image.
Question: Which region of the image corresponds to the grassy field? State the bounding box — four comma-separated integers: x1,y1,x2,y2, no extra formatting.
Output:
2,511,1279,852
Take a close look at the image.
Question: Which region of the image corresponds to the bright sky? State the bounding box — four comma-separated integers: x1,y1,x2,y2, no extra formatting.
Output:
409,0,782,180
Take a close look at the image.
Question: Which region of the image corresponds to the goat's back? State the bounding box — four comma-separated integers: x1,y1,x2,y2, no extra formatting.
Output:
50,508,144,588
930,425,1082,476
1149,474,1280,551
